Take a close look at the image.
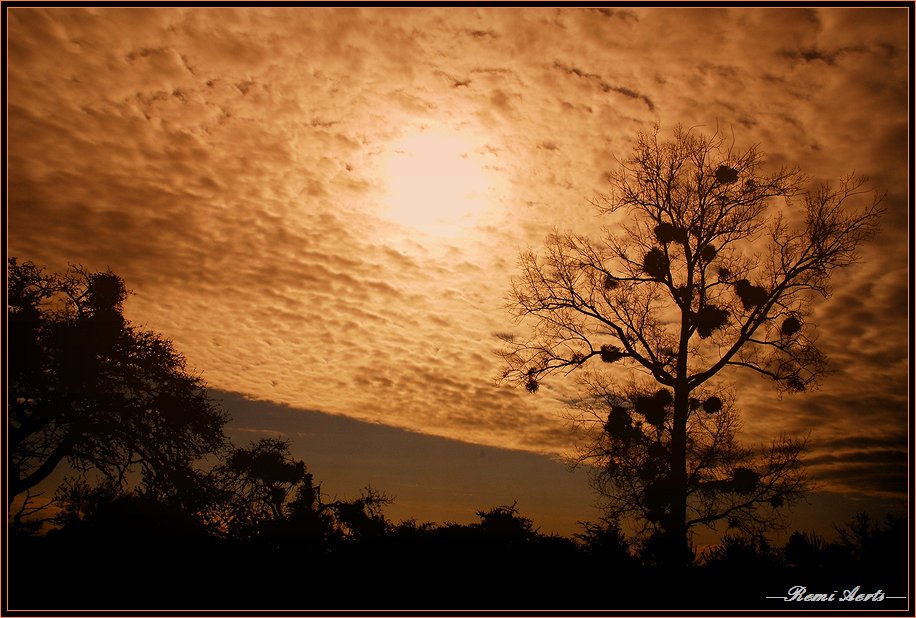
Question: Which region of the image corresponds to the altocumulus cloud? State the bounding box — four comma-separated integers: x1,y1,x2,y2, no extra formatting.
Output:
7,8,909,500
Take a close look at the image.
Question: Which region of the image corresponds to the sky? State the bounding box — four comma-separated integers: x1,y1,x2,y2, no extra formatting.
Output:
6,7,910,537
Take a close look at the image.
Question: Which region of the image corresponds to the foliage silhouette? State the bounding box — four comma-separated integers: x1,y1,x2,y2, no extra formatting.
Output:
574,515,638,568
7,258,228,511
12,490,907,610
834,512,908,591
51,477,212,544
701,532,781,570
783,529,834,569
209,437,315,538
500,125,884,564
200,437,393,552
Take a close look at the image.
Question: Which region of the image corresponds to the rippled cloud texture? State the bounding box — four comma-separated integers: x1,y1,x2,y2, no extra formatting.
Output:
7,8,909,506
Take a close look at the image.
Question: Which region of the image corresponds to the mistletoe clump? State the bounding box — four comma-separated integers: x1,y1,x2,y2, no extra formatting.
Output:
735,279,768,310
643,248,669,280
600,344,626,363
781,316,802,336
714,164,739,184
693,305,729,338
702,396,722,414
634,389,673,426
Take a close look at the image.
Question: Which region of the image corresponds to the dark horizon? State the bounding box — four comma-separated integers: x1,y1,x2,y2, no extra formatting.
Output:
8,381,907,544
215,388,907,543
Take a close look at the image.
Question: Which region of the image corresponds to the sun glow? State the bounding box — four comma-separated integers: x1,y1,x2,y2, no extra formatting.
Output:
382,128,494,237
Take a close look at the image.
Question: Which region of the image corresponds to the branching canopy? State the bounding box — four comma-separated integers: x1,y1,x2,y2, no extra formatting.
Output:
8,259,229,506
500,125,884,394
500,125,883,546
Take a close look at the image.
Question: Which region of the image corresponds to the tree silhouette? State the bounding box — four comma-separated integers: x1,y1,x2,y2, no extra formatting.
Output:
323,485,392,542
208,437,391,546
7,258,228,509
213,438,314,533
500,125,884,563
574,515,635,565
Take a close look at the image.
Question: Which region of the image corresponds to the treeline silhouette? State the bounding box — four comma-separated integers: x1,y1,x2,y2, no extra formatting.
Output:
6,258,909,610
9,492,908,609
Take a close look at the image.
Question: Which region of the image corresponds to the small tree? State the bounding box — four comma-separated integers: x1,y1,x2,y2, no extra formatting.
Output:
500,126,883,562
210,437,390,544
7,259,228,511
211,438,317,538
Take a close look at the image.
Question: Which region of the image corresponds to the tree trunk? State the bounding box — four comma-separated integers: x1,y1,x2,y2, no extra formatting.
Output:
668,382,690,566
9,433,75,507
669,293,692,567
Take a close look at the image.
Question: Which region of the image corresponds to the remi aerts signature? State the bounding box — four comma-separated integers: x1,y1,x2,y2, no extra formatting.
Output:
767,585,907,603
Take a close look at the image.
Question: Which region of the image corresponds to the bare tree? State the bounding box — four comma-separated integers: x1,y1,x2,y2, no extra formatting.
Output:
500,125,884,563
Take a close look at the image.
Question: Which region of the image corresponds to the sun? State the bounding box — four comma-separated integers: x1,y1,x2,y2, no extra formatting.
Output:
382,128,493,237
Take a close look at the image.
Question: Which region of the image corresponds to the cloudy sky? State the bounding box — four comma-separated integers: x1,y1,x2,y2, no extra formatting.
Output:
6,7,909,535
